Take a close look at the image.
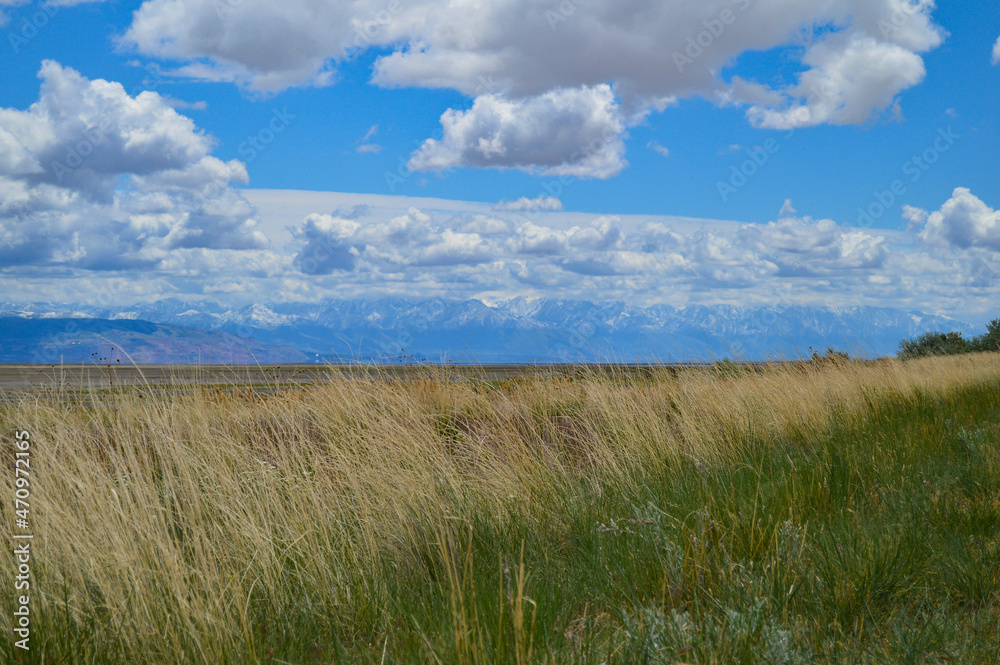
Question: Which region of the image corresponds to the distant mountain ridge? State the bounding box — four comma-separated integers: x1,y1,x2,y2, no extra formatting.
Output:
0,298,976,364
0,317,309,364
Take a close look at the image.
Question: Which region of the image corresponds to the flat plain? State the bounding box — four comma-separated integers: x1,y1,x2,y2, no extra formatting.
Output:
1,355,999,664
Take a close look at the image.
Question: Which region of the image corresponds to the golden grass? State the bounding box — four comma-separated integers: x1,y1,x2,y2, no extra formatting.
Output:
2,353,1000,661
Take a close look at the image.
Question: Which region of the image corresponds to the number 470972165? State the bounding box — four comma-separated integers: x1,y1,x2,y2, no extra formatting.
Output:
14,430,30,526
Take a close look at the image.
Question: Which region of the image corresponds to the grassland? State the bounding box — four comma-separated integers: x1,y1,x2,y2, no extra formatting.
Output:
1,355,999,663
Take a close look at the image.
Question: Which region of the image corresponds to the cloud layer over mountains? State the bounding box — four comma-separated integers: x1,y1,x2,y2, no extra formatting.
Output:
1,1,997,324
0,58,997,320
281,191,1000,317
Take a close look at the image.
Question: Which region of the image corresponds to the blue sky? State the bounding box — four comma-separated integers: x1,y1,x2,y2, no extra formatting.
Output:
1,0,999,321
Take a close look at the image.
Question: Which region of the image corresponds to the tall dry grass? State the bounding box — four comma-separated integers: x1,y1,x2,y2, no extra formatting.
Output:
2,354,999,662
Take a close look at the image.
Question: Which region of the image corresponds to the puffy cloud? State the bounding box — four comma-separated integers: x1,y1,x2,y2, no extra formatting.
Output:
123,0,350,91
493,195,563,212
902,204,928,231
369,0,941,104
331,204,371,220
680,231,779,287
118,0,945,102
15,183,1000,318
407,86,626,179
0,127,41,175
506,222,570,256
738,217,888,275
993,35,1000,65
918,188,1000,251
292,207,498,274
293,213,361,274
1,60,213,200
287,200,900,303
0,61,264,270
120,0,944,175
638,222,684,253
412,230,493,267
569,216,622,251
456,214,510,236
745,34,928,129
560,251,660,278
362,208,438,247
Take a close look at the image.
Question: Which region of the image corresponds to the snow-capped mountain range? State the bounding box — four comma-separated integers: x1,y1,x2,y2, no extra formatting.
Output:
0,298,979,363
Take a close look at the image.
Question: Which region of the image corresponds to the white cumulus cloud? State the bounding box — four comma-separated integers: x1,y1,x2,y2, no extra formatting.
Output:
119,0,945,176
285,200,904,305
407,86,626,179
0,61,265,270
745,34,928,129
493,195,563,212
918,188,1000,251
738,216,888,276
293,213,361,274
293,207,498,274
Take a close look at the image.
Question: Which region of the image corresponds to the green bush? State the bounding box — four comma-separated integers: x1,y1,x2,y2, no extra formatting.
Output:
973,319,1000,352
897,331,973,359
898,319,1000,359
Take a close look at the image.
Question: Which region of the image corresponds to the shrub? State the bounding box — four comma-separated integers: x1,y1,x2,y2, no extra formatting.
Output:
811,348,851,364
973,319,1000,352
897,331,972,360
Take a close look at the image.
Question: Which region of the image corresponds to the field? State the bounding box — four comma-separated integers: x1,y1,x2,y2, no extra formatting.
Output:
0,362,732,393
1,355,999,663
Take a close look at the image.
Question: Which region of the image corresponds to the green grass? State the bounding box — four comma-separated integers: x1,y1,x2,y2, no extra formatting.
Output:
393,384,1000,664
2,362,999,663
